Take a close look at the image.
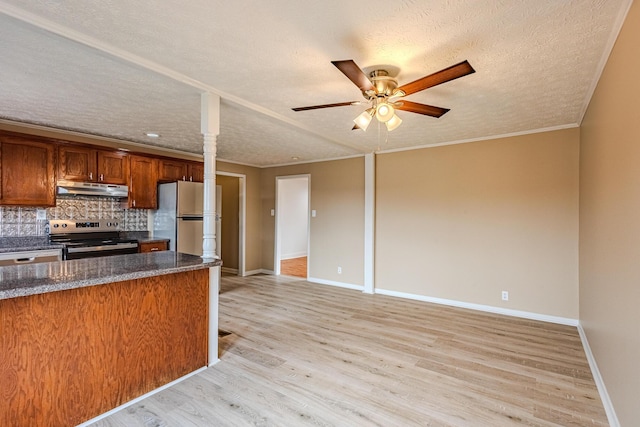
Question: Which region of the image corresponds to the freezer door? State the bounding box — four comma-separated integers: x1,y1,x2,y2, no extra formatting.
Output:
177,217,203,256
177,181,204,217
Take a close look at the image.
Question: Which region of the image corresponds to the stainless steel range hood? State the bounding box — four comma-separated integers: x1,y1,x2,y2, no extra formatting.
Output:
56,180,128,198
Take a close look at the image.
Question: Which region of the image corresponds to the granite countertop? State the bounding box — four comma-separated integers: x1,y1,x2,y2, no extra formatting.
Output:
0,237,64,253
0,233,169,253
0,251,221,301
120,231,170,244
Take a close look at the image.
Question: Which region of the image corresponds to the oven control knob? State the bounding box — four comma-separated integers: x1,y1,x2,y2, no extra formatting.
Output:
107,222,112,227
61,224,67,228
114,222,118,227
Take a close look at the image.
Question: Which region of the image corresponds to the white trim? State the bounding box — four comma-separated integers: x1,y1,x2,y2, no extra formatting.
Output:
221,267,238,274
578,0,634,124
76,366,209,427
216,171,246,277
281,252,308,260
363,153,375,294
577,324,620,427
244,269,274,276
308,277,364,291
208,266,220,366
265,153,366,168
274,174,311,277
376,124,579,155
375,288,578,326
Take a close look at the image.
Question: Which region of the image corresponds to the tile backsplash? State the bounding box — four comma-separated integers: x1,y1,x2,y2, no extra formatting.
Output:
0,196,148,237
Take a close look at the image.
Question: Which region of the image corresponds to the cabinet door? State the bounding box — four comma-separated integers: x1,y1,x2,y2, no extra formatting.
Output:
97,151,129,185
157,159,188,183
188,162,204,182
0,138,56,206
58,145,97,181
129,155,158,209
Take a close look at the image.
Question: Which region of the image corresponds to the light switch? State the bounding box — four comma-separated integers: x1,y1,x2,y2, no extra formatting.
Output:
311,210,317,217
36,209,47,220
270,209,275,216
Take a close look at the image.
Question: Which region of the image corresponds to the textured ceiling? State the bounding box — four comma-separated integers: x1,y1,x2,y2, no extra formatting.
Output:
0,0,632,166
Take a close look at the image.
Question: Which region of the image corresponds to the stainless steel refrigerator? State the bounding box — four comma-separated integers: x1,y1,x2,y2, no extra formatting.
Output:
154,181,203,256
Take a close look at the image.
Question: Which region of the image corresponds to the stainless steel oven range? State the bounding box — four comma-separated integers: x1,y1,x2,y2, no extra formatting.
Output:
48,219,139,260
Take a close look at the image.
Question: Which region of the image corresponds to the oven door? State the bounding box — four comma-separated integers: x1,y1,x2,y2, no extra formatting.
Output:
65,242,139,260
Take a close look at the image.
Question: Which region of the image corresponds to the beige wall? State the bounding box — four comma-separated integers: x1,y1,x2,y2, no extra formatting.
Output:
260,157,365,285
217,161,262,273
217,174,240,270
376,128,580,318
580,1,640,424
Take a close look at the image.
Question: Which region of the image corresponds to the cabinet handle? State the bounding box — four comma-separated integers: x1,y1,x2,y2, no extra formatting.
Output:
151,247,159,251
100,174,104,181
132,200,136,207
182,176,186,181
189,176,193,182
89,172,93,180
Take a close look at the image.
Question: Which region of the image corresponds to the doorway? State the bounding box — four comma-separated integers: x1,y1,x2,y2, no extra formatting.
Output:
275,175,310,278
216,172,246,276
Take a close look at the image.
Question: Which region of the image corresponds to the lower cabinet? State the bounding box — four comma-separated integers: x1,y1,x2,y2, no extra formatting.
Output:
139,241,169,253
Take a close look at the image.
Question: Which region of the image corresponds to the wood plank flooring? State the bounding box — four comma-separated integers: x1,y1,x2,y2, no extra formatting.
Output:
280,256,307,278
89,274,608,427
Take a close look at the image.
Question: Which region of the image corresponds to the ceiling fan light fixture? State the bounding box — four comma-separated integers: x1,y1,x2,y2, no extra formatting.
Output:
353,108,375,131
385,114,402,131
376,102,395,123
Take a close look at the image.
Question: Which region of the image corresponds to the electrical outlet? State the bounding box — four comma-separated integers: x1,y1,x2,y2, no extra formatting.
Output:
501,291,509,301
337,266,342,274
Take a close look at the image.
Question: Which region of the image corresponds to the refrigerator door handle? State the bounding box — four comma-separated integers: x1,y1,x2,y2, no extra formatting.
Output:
179,216,204,221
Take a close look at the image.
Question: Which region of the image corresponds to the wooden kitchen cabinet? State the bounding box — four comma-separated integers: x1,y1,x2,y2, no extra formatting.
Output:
0,134,56,206
139,241,169,253
128,155,158,209
58,145,129,185
188,162,204,182
157,158,188,182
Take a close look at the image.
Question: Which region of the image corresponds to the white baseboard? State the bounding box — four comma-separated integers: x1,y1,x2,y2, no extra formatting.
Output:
577,324,620,427
307,277,364,291
77,366,208,427
221,267,238,274
281,252,307,260
244,269,274,276
374,288,579,326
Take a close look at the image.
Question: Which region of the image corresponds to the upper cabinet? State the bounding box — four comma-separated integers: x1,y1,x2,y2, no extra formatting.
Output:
157,159,204,183
157,159,189,183
188,162,204,182
58,145,129,185
128,155,158,209
0,133,56,207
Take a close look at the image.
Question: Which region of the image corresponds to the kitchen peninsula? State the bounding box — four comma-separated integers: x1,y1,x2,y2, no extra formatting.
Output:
0,251,221,427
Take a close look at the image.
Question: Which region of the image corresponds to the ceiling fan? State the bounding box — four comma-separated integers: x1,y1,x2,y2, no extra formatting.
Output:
292,59,475,132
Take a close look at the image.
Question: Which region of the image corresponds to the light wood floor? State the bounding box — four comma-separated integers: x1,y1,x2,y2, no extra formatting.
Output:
90,274,608,426
280,256,307,278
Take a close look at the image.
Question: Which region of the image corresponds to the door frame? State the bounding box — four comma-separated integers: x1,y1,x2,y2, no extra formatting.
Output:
216,171,246,277
274,174,311,277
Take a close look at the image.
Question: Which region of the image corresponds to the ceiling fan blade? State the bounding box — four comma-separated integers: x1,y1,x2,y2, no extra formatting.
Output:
292,101,359,112
395,100,450,118
331,60,376,92
396,60,475,96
